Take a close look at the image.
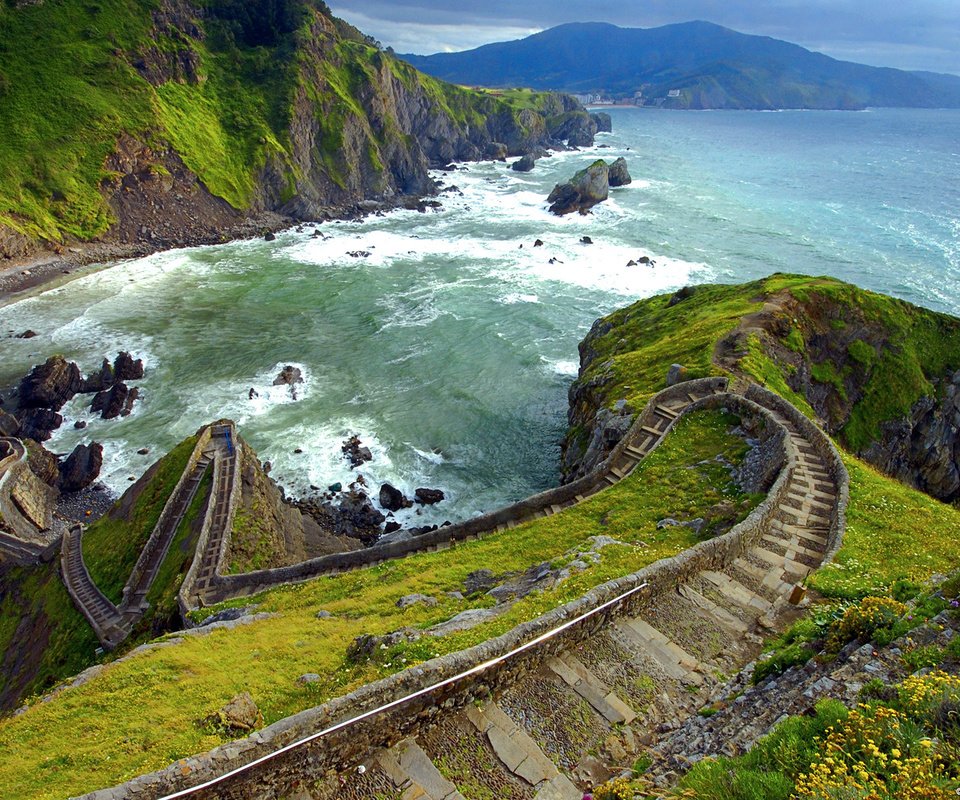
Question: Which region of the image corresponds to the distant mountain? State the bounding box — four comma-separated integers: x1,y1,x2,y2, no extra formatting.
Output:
401,21,960,110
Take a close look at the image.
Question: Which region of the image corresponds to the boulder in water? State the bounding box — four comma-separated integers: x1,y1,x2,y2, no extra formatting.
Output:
379,483,411,512
608,157,632,187
547,160,609,216
59,443,103,492
17,355,82,411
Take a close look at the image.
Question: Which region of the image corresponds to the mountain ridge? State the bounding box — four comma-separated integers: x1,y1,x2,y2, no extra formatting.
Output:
400,20,960,110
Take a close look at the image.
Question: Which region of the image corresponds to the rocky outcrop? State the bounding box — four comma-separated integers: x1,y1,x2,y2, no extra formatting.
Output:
1,1,591,264
547,160,609,215
861,372,960,501
511,154,536,172
379,483,411,512
59,443,103,493
91,382,139,419
590,112,613,133
17,356,81,411
607,156,632,187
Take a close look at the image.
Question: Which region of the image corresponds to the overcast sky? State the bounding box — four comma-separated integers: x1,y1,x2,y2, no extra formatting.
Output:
330,1,960,75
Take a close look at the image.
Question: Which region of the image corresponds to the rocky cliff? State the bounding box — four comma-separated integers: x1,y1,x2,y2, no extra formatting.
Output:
0,0,593,262
562,276,960,504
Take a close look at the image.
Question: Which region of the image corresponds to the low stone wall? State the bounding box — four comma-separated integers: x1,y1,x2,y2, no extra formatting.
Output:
203,378,731,604
177,422,242,617
744,384,850,559
0,437,58,559
80,390,800,800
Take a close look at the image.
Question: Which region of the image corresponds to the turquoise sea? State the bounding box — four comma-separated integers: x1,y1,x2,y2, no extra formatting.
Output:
1,107,957,525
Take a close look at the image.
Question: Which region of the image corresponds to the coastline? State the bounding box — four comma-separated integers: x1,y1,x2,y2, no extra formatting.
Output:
0,211,296,304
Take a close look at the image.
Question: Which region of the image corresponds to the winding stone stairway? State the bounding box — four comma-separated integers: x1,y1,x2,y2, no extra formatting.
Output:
316,394,843,800
81,381,848,800
61,424,237,650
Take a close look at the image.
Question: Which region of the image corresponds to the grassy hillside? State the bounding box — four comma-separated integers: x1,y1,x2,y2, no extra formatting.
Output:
0,409,761,799
566,274,960,480
0,0,573,251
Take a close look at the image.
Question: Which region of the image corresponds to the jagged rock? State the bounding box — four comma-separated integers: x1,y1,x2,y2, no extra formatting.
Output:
74,420,87,429
200,606,258,627
91,382,138,419
581,235,594,245
511,153,536,172
272,365,303,387
590,112,613,133
383,520,402,534
533,239,544,247
59,443,103,492
332,490,385,544
264,232,276,241
668,286,697,307
17,408,62,441
379,482,411,512
666,364,690,387
549,112,598,147
80,359,115,393
0,409,19,437
113,351,144,381
608,156,632,187
26,440,60,486
428,608,500,636
15,330,37,339
484,141,508,161
547,160,609,215
396,593,437,608
341,435,373,467
17,355,81,411
414,487,445,505
464,569,497,595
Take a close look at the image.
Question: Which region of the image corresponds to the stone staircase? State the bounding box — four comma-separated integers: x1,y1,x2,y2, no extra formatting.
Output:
61,424,236,650
300,390,843,800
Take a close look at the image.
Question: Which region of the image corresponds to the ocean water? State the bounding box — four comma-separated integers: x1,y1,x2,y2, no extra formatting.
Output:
0,107,957,525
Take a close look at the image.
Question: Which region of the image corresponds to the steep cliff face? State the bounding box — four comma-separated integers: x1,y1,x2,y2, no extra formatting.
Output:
562,276,960,504
226,437,360,574
0,0,592,260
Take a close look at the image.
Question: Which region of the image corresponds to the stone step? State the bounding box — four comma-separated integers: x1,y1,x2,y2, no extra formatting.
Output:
465,702,578,791
655,404,679,419
748,546,810,580
547,653,637,724
678,584,754,636
535,775,582,800
624,444,648,459
700,570,774,615
376,740,465,800
761,534,825,562
613,617,702,684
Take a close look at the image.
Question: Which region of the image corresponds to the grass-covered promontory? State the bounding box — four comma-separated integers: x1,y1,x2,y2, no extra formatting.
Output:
0,0,581,251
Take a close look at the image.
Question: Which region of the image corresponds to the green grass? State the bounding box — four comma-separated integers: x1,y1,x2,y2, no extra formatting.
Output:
808,454,960,600
83,436,198,605
0,562,101,712
0,410,759,799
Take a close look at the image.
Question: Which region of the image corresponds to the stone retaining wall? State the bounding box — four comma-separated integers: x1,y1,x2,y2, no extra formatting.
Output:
202,378,730,605
744,384,850,559
123,427,214,609
79,390,810,800
0,437,58,559
177,422,242,618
